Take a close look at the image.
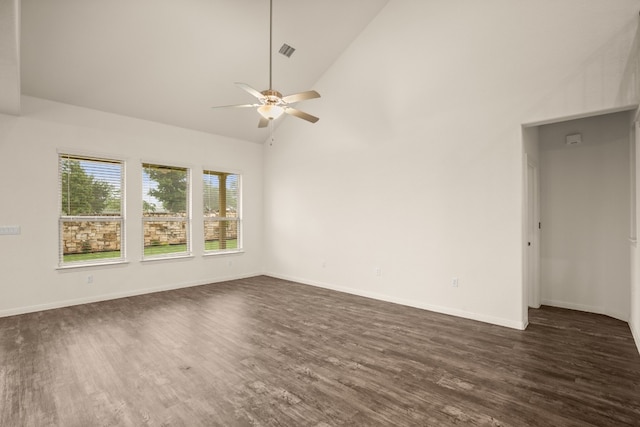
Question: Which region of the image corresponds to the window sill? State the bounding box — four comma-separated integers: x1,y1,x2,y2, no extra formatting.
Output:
141,254,195,263
57,260,129,270
203,249,244,257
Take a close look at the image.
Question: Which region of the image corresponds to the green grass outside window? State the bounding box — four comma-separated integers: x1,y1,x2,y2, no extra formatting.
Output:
63,239,238,262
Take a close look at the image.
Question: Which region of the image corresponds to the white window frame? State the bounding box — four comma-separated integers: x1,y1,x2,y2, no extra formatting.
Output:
203,169,242,255
142,163,192,261
58,152,126,268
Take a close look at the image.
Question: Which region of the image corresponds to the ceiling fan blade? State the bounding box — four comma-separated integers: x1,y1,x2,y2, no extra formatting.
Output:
211,103,259,109
285,107,319,123
282,90,320,104
258,117,270,128
235,83,265,100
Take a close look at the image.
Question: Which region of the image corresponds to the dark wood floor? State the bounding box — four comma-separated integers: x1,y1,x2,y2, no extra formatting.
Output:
1,276,639,426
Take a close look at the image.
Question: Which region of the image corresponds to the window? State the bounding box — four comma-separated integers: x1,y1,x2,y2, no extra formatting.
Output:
142,163,190,259
59,154,124,266
203,170,241,253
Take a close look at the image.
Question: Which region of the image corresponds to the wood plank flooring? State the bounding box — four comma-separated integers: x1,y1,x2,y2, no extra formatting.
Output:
1,275,639,426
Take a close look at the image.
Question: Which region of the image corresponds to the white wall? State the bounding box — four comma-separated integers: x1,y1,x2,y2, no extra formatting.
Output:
0,96,264,316
539,112,631,321
263,0,640,329
633,119,640,352
523,127,540,165
0,0,21,115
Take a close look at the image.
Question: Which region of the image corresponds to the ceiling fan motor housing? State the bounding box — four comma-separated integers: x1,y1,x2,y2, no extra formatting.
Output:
261,89,283,104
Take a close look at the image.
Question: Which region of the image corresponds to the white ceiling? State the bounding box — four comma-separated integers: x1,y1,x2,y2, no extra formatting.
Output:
18,0,389,143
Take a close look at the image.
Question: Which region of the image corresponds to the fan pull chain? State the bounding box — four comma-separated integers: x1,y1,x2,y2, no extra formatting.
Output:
269,119,275,146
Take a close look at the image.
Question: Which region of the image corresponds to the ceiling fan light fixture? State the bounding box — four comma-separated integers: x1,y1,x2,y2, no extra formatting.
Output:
211,0,320,128
257,104,285,120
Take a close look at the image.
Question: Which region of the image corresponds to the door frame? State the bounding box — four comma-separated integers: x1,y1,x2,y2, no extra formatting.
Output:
522,104,638,329
524,157,541,310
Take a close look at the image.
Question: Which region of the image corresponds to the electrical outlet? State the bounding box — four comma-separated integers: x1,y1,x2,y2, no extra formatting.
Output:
451,277,459,288
87,275,94,284
375,267,382,276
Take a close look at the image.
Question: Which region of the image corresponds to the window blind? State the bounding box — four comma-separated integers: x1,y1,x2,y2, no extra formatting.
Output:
142,163,190,258
203,170,240,253
58,154,124,265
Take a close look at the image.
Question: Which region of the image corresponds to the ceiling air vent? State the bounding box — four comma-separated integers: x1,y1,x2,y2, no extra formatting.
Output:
279,44,296,58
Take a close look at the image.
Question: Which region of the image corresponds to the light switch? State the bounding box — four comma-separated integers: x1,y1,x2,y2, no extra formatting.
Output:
0,226,21,235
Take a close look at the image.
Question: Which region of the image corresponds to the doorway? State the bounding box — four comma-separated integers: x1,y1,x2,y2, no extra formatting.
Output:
522,106,636,325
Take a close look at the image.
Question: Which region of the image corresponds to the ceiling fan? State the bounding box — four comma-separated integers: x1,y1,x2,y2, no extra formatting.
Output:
212,0,320,128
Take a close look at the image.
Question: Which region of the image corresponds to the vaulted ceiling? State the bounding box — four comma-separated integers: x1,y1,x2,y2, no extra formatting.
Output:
13,0,389,143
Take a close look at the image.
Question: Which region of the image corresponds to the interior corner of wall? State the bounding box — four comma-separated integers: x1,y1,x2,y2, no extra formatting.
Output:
631,318,640,355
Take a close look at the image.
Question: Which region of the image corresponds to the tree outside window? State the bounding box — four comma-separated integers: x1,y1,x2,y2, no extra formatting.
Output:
142,163,190,258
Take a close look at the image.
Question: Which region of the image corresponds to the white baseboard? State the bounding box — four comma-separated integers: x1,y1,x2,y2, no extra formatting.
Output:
266,273,526,330
0,272,261,319
631,320,640,356
541,299,629,322
1,272,529,332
